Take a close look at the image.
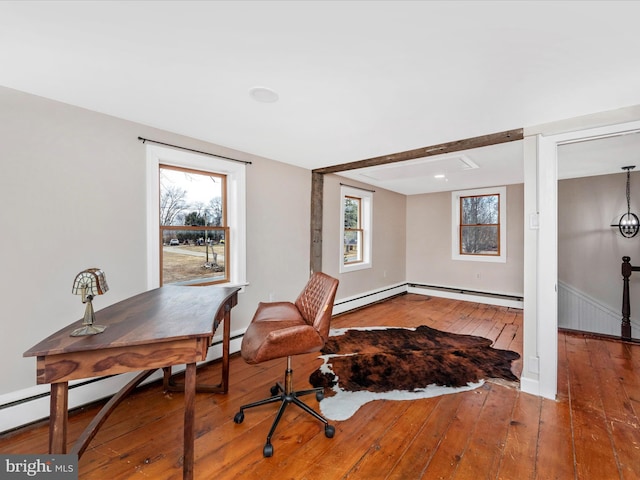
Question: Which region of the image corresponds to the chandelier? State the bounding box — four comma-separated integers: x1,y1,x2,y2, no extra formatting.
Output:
611,166,639,238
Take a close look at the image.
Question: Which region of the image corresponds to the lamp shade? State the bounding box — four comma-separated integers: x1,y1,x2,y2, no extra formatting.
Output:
72,268,109,297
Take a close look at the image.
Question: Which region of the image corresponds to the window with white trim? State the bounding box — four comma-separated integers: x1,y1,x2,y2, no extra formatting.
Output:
340,185,372,273
452,186,506,263
146,144,246,288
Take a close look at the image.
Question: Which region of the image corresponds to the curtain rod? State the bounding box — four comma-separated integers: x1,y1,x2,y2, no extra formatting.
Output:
138,136,252,165
340,182,375,193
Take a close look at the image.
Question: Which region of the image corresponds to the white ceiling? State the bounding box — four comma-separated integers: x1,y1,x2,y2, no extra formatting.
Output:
2,1,640,194
338,141,525,195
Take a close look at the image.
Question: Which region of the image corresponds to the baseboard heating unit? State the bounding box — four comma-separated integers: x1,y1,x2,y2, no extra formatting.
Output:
407,283,523,309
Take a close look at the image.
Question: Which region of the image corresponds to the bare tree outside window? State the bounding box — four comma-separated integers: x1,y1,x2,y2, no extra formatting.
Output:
460,194,500,255
160,185,187,226
159,165,229,285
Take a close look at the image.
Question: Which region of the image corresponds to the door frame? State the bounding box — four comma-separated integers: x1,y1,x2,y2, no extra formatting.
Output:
523,119,640,399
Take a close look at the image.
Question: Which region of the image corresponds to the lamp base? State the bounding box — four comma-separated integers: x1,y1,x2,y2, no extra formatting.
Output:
70,324,107,336
70,298,106,336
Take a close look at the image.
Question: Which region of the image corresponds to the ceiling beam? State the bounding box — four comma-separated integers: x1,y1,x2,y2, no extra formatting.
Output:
309,128,524,275
312,128,523,175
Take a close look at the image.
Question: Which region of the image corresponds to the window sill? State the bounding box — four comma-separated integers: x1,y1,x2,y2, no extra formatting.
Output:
340,262,372,273
451,253,506,263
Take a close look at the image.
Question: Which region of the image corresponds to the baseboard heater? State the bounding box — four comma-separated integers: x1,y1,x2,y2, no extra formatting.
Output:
408,283,523,308
332,283,408,315
333,284,407,307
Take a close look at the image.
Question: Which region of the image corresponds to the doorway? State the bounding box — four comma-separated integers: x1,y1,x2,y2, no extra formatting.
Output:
524,119,640,399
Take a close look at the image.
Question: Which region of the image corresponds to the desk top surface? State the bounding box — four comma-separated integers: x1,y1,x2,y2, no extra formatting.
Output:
24,285,240,358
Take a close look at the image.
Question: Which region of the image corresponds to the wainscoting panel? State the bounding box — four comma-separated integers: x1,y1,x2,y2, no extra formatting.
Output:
558,281,639,339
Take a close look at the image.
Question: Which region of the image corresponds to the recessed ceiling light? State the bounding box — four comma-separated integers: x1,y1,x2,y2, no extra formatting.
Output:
249,86,279,103
434,174,446,179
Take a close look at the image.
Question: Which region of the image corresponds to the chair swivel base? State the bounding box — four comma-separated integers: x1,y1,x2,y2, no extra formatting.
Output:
233,370,335,457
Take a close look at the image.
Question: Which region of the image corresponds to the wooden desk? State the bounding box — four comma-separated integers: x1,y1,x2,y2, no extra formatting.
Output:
24,285,240,480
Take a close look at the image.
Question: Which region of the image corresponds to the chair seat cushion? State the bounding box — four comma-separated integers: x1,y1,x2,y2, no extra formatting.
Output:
241,302,325,364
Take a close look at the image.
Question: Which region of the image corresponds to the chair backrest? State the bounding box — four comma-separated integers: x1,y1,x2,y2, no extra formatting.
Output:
295,272,339,343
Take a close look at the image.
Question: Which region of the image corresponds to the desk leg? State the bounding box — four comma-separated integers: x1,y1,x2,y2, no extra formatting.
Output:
220,307,231,393
50,382,68,453
183,362,196,480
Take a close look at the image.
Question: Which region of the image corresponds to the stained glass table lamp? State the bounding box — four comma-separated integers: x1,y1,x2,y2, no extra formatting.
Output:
71,268,109,336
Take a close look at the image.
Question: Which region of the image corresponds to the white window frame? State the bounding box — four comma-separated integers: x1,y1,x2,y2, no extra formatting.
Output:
340,185,373,273
452,186,506,263
146,144,247,289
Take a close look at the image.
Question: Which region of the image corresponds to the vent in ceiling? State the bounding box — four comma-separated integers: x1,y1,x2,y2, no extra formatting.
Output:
358,154,479,181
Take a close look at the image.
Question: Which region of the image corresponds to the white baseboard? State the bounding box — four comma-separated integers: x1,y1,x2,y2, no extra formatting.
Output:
519,376,540,397
332,283,408,315
332,282,523,314
407,284,524,309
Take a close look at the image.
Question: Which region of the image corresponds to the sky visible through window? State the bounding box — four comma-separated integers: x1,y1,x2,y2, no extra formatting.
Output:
161,168,221,206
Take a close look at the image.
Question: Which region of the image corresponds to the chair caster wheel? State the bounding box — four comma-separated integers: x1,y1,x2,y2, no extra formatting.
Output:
263,443,273,457
233,411,244,424
325,424,335,438
316,390,324,401
270,384,280,396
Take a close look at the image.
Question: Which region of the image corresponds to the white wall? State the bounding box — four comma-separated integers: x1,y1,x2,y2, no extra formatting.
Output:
246,154,312,302
558,172,640,335
0,86,312,430
322,174,407,300
405,184,524,297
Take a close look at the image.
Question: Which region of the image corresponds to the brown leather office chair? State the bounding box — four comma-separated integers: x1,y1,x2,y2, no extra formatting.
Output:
233,272,339,457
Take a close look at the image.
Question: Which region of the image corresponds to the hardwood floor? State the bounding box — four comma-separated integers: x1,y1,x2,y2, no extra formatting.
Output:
2,294,639,479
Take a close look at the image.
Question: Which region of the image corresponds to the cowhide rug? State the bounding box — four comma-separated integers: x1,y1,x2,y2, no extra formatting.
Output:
308,325,520,421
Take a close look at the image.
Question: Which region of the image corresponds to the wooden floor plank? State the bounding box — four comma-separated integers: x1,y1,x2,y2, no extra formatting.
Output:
453,383,518,479
274,400,390,480
493,323,518,351
535,397,575,480
587,337,638,426
385,394,466,480
343,398,438,479
419,384,489,479
496,390,541,480
564,334,621,479
556,331,570,401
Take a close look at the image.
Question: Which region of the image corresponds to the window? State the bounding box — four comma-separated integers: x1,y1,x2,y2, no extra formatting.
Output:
344,196,362,264
146,145,246,288
159,165,228,285
340,185,372,273
452,186,506,263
